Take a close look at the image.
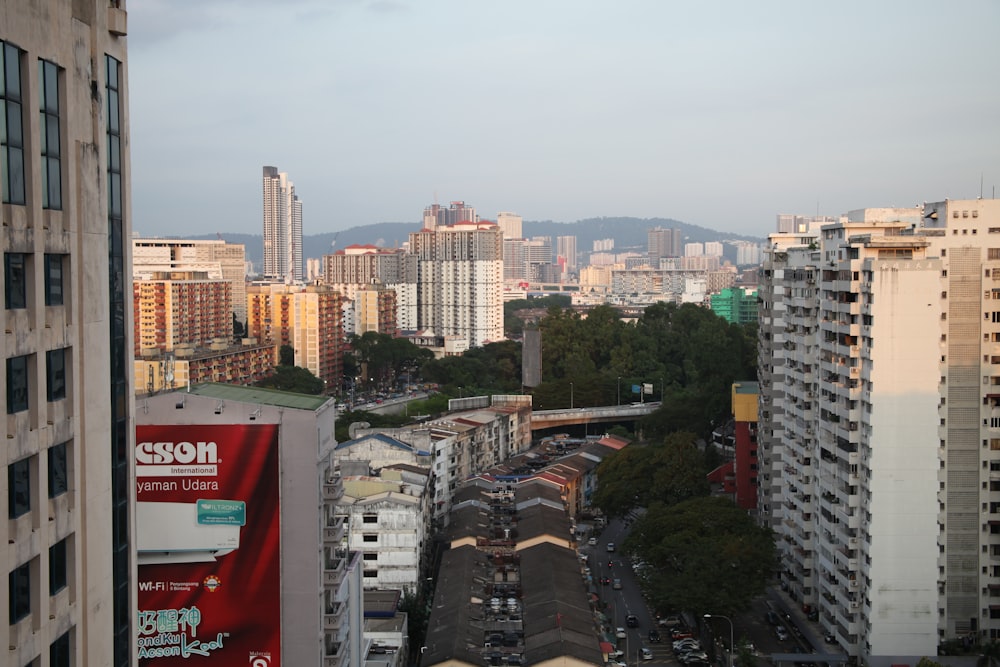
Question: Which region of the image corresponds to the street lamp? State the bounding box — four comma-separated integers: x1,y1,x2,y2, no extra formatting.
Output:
703,614,734,667
616,376,621,405
570,382,574,409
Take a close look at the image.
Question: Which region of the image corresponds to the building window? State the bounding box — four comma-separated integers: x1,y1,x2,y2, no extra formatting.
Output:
362,514,377,524
362,552,378,561
6,354,29,413
50,631,71,667
362,534,377,542
49,538,68,594
39,59,61,209
1,41,25,205
48,442,68,497
9,560,30,624
8,456,30,518
44,254,64,306
5,253,27,309
47,348,66,401
363,569,378,578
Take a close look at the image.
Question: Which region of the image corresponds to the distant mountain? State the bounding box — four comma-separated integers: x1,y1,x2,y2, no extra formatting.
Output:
165,218,765,271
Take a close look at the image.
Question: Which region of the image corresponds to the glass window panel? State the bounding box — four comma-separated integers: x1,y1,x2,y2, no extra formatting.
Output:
6,355,29,413
109,171,121,216
9,561,30,623
6,100,21,146
1,100,6,143
47,118,59,157
108,134,120,171
5,253,26,309
48,442,67,497
45,254,64,306
8,145,23,204
47,348,66,401
8,457,30,518
49,538,67,594
44,63,58,113
50,631,70,667
47,157,61,210
4,44,20,98
107,89,119,133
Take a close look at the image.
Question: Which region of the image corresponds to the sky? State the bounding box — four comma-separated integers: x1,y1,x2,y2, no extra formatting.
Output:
127,0,1000,239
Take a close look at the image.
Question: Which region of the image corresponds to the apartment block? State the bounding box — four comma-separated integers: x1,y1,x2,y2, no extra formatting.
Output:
133,271,232,354
759,200,1000,665
246,283,345,389
409,221,504,348
2,3,133,665
132,237,248,325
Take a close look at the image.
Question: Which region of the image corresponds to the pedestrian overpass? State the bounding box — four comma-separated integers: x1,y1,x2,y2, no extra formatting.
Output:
530,402,659,431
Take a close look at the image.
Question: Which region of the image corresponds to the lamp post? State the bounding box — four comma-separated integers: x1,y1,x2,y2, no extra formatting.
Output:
616,376,621,406
570,382,574,409
703,614,734,667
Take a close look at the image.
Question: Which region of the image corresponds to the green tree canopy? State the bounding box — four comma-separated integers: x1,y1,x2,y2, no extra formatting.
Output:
255,365,324,395
592,432,710,517
624,496,776,616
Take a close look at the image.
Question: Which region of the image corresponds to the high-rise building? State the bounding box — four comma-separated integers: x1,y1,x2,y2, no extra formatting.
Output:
648,227,682,266
503,237,529,281
775,213,838,233
262,166,303,282
496,211,522,239
422,201,477,230
684,241,704,257
133,271,232,354
709,286,757,324
247,283,345,389
557,235,578,272
2,4,133,665
759,200,1000,664
132,237,248,326
409,220,504,347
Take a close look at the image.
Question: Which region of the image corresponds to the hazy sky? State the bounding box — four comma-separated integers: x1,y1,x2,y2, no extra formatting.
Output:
128,1,1000,239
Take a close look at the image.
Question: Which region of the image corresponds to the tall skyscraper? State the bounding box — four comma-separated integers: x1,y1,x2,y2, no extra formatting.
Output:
759,200,1000,664
262,166,303,282
557,235,578,272
3,3,134,665
410,220,504,347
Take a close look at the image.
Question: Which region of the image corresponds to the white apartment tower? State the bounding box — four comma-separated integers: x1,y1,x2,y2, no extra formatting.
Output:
759,200,1000,665
3,3,134,666
262,166,303,282
409,221,504,348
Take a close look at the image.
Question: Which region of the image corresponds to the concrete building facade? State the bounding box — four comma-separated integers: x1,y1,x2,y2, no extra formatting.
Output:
262,166,303,282
132,237,248,325
2,4,134,665
759,200,1000,664
410,221,504,348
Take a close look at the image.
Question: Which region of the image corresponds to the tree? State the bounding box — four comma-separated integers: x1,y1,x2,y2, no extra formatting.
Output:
592,432,710,517
624,496,776,615
255,365,324,394
279,344,294,367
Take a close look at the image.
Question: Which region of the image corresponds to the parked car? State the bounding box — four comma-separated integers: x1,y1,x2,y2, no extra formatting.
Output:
671,629,694,640
673,639,700,654
680,651,710,665
658,614,682,628
765,610,781,625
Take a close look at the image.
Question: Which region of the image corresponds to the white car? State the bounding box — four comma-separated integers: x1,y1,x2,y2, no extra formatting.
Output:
588,537,598,546
641,647,654,660
616,627,627,638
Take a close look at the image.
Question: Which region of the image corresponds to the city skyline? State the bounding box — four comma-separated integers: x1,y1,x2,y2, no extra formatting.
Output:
127,1,999,240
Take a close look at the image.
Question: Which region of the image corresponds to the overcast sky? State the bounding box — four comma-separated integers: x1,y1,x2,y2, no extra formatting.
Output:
127,0,1000,239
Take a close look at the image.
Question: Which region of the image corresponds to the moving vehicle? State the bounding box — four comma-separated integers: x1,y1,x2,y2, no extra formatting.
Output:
641,647,654,660
616,627,627,639
775,625,789,641
626,614,639,628
607,542,616,552
648,629,660,643
612,578,622,590
588,537,598,546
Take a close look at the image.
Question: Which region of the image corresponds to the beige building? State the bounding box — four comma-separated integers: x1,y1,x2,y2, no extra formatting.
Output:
132,271,232,355
2,3,135,666
132,237,248,325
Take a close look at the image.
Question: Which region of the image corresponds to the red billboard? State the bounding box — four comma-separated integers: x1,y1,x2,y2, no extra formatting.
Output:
136,424,281,666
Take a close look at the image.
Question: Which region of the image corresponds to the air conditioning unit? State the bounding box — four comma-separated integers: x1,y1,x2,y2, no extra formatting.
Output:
137,501,242,565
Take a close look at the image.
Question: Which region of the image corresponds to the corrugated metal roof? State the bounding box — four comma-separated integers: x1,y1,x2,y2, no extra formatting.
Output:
185,383,331,411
